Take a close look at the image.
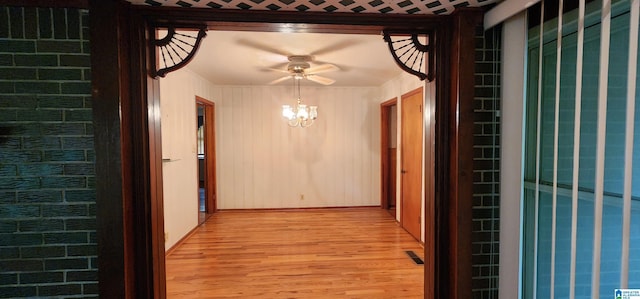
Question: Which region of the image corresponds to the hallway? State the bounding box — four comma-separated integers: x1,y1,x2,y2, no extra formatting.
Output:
165,208,424,298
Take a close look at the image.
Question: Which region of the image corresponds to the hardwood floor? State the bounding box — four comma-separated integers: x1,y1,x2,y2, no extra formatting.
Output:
165,207,424,298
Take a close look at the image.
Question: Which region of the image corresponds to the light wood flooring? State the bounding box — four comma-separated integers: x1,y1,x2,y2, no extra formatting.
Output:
165,207,424,298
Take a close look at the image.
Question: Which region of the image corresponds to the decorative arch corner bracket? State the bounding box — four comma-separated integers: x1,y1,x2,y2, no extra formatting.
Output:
150,24,207,78
382,29,434,82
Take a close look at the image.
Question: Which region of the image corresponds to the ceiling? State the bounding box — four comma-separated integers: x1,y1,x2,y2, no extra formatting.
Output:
184,30,403,86
127,0,499,15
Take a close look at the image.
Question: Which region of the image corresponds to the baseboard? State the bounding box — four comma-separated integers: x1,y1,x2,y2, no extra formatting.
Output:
217,205,380,212
165,225,200,257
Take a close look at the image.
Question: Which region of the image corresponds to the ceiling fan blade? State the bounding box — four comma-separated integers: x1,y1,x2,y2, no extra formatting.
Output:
268,76,292,85
310,39,361,56
306,64,339,75
306,75,335,85
266,67,291,74
236,39,292,57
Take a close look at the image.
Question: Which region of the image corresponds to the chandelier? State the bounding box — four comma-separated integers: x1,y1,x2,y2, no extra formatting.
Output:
282,77,318,128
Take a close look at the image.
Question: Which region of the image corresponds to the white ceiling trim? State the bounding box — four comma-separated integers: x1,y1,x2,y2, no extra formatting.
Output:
484,0,540,29
127,0,500,15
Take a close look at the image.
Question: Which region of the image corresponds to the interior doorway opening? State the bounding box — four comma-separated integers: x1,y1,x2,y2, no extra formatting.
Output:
196,97,217,225
380,97,398,217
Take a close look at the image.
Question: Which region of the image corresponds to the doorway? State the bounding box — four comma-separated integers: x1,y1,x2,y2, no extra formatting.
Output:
380,97,398,217
196,96,217,225
400,87,423,241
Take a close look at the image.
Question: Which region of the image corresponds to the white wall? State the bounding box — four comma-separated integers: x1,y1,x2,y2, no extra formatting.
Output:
159,69,216,250
213,85,382,209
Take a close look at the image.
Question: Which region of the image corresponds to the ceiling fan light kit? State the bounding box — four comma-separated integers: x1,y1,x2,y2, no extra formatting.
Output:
282,77,318,128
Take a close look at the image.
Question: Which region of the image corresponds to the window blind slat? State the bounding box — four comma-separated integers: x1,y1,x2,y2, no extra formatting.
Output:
591,0,611,297
621,0,639,288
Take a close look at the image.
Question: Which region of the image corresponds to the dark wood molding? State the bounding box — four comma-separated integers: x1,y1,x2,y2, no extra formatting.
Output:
380,97,397,210
90,4,482,299
135,6,444,34
446,8,482,299
0,0,88,8
89,0,133,298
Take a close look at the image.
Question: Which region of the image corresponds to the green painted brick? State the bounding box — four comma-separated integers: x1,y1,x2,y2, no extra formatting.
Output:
83,68,91,81
86,176,95,189
8,7,23,39
62,136,92,149
67,9,80,39
0,177,40,189
43,232,88,244
0,40,35,53
20,245,65,258
0,81,13,93
37,95,84,108
66,270,97,282
20,219,64,232
52,8,66,39
14,54,58,67
0,191,17,204
43,150,85,162
0,8,8,38
87,203,95,217
0,95,37,108
0,150,42,163
64,190,95,202
23,8,37,39
44,258,87,271
59,54,89,67
0,205,40,218
61,82,90,95
67,244,96,257
41,203,87,217
0,137,22,150
0,54,12,66
0,233,43,246
16,109,63,121
40,176,86,189
22,137,62,149
86,149,95,162
0,67,36,80
0,273,18,285
65,109,92,121
0,259,43,272
0,286,37,298
15,81,60,94
36,40,81,54
0,108,17,120
0,164,17,175
83,282,99,295
20,271,64,284
64,163,94,175
17,190,63,203
38,283,82,296
37,8,52,39
0,220,17,233
0,247,19,259
39,68,83,81
18,163,64,176
65,218,95,231
40,123,85,135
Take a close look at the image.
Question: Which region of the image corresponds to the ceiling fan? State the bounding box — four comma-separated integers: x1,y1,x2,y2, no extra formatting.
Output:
268,55,339,85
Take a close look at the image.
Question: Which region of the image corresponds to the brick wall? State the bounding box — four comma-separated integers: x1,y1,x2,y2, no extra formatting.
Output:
472,25,501,298
0,7,97,298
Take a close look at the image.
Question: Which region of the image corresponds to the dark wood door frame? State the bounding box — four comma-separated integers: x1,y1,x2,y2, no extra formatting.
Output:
380,97,397,210
89,1,481,298
196,96,217,215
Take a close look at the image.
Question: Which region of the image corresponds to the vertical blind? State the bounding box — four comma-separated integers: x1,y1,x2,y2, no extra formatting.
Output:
523,0,640,298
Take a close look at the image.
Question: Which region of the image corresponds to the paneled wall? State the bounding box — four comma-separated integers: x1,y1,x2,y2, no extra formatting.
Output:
159,69,216,250
213,85,382,209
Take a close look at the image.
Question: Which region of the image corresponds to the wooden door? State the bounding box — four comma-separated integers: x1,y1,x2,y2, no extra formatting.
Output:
400,87,423,241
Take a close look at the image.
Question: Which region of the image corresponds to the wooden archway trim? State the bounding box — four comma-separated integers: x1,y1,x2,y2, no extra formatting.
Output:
89,1,482,297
